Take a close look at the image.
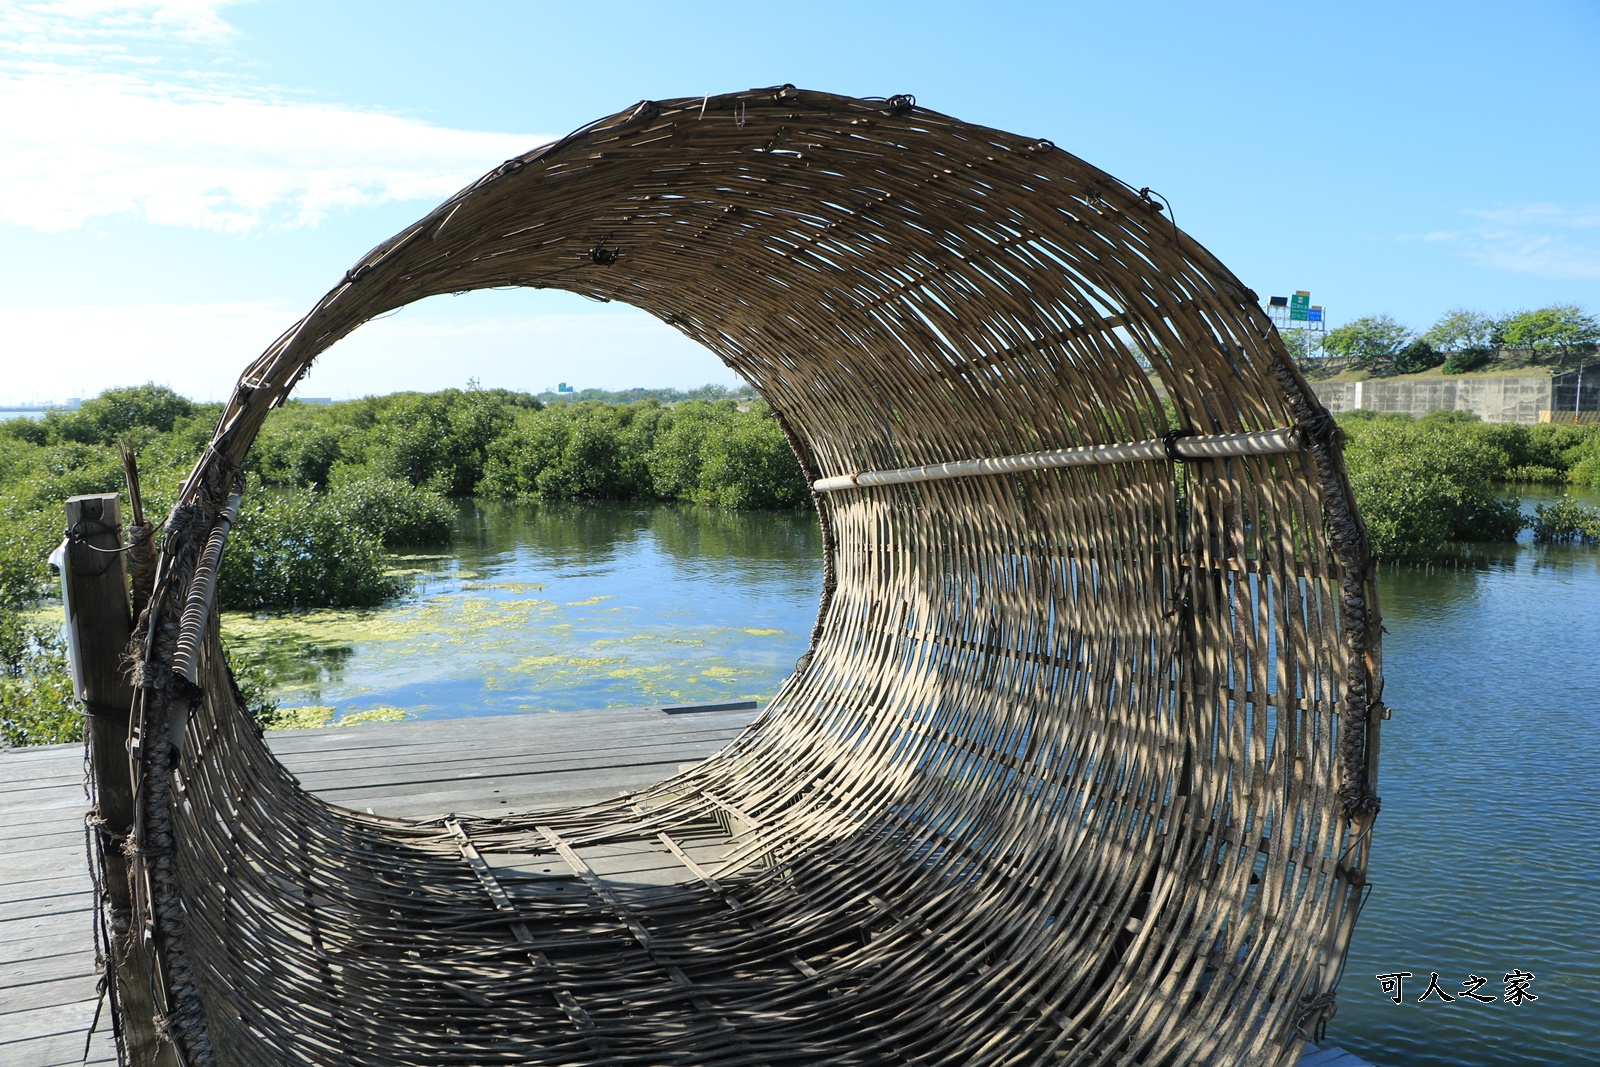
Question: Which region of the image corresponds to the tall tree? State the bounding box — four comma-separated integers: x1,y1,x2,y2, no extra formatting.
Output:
1323,315,1413,366
1497,305,1600,350
1277,327,1315,360
1423,309,1496,352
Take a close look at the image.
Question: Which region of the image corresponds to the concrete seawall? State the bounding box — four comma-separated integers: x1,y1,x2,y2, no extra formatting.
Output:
1310,369,1598,424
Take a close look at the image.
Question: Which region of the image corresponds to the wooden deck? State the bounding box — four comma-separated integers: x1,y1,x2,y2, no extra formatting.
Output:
1,704,1379,1067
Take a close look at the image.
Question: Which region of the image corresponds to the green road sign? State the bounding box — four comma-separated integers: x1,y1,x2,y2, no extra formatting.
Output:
1289,291,1310,322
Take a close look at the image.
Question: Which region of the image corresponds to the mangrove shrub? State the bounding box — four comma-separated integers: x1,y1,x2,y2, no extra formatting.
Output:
694,412,808,509
42,384,195,444
1340,414,1524,560
480,402,660,501
321,475,455,547
219,492,407,611
253,420,345,489
368,387,521,496
0,625,77,748
1529,497,1600,545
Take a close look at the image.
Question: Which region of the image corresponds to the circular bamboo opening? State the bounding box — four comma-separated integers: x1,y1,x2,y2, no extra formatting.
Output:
127,88,1380,1066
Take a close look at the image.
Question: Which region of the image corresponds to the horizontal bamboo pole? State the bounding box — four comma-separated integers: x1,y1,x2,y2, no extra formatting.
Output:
811,426,1301,493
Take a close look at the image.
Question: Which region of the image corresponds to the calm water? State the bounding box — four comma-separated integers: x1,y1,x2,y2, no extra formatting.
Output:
1338,486,1600,1067
223,492,1600,1066
222,501,825,716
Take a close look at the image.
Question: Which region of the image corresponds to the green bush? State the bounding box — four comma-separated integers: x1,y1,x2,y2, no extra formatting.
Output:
1568,452,1600,490
6,441,126,513
1393,339,1442,375
1441,347,1492,374
1480,422,1600,485
321,475,455,547
1505,464,1565,484
647,401,737,500
1563,432,1600,489
693,409,809,509
367,387,521,496
219,492,407,610
0,521,54,616
43,384,195,445
0,622,78,749
480,402,661,502
1419,409,1480,426
1529,496,1600,545
0,499,69,748
1341,417,1524,559
0,417,50,446
253,421,344,488
477,398,809,510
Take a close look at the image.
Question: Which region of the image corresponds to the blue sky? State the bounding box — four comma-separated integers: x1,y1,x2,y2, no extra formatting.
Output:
2,0,1596,404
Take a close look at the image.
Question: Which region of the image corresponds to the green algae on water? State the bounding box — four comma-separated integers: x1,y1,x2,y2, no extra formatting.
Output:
261,704,407,731
217,501,822,720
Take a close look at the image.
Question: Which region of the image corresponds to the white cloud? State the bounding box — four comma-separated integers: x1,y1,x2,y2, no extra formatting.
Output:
0,0,241,51
0,6,742,403
1423,204,1600,281
0,1,551,232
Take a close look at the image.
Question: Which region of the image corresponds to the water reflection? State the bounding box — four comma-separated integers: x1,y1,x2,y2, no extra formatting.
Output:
221,501,824,719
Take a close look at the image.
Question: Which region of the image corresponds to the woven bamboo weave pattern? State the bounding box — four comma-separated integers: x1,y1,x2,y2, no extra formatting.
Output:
108,87,1383,1067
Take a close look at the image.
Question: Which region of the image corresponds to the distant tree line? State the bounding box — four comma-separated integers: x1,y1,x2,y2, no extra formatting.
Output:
249,385,807,511
1309,304,1598,375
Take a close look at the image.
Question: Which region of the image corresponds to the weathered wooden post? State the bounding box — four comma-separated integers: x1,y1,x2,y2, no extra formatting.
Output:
60,493,172,1066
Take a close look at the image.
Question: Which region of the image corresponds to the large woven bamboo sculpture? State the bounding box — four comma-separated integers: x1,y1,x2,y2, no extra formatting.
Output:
108,88,1383,1067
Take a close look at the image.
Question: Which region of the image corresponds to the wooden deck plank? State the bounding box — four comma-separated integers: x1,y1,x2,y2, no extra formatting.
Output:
0,792,96,820
262,704,749,754
0,953,98,1004
0,893,90,925
0,1026,117,1067
0,704,757,1063
0,875,85,906
0,1000,102,1046
5,825,90,851
0,917,94,954
274,732,742,780
304,763,720,818
0,774,85,801
1,851,89,891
